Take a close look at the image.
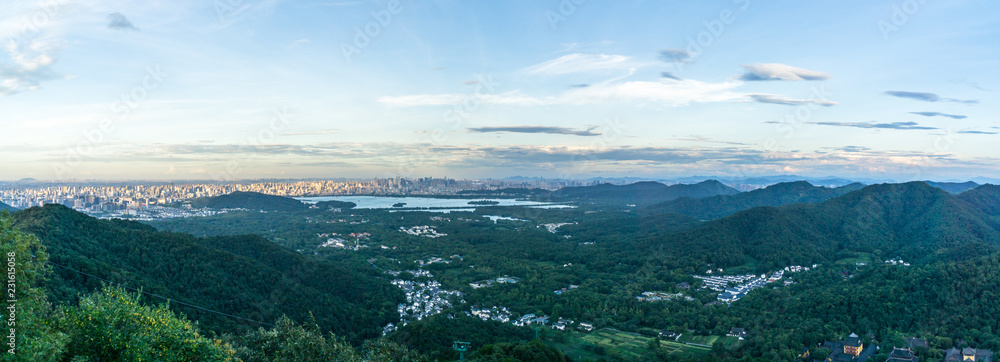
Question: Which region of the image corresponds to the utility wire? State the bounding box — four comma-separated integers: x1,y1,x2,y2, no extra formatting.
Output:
49,261,275,327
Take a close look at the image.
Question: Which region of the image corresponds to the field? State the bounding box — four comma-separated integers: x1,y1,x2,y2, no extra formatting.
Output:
677,334,742,349
552,328,712,360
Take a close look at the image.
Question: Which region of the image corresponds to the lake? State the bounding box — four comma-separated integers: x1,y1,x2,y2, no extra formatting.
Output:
295,196,569,210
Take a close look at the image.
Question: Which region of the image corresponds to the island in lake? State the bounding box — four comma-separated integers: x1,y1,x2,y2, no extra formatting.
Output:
392,202,407,208
468,200,501,205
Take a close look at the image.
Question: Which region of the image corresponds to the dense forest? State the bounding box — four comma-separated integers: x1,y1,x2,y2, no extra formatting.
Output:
11,205,401,343
543,180,740,206
189,191,310,211
642,181,866,220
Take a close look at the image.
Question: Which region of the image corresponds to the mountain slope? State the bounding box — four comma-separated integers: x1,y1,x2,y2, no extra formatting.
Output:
547,180,739,205
643,181,865,220
12,204,402,343
641,182,1000,270
959,184,1000,221
0,201,16,212
190,191,308,211
925,181,980,194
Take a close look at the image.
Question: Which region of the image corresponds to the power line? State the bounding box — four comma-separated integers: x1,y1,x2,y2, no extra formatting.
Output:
49,261,274,327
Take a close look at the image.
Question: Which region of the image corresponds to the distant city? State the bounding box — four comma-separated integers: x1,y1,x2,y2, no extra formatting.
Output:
0,177,592,219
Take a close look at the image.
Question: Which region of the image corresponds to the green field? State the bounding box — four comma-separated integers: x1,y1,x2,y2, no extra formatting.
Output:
677,334,742,349
835,252,876,266
552,328,712,360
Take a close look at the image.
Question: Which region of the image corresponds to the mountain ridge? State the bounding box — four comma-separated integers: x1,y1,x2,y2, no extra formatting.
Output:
633,182,1000,270
643,181,866,220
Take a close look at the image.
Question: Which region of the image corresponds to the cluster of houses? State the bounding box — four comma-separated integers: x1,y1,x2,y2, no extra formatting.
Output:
635,291,695,302
416,255,460,267
392,279,464,327
469,276,521,289
399,225,447,238
810,333,993,362
695,265,816,303
319,237,369,250
884,258,911,266
317,232,373,250
384,268,435,278
554,284,579,295
539,222,575,233
468,305,587,332
510,314,577,331
470,306,512,323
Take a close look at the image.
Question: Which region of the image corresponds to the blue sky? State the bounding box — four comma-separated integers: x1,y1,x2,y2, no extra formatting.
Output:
2,0,998,181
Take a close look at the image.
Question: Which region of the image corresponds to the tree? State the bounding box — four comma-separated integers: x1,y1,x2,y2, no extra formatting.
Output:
227,315,358,362
62,285,236,361
0,210,68,361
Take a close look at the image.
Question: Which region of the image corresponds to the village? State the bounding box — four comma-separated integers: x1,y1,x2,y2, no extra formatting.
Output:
695,265,817,303
399,225,448,238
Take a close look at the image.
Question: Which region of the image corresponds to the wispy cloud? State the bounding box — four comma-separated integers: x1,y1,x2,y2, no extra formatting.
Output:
379,79,743,107
748,93,838,107
809,121,937,130
884,91,978,104
658,49,693,64
523,53,633,75
107,13,138,31
739,63,831,81
468,126,601,137
957,130,998,135
281,130,338,136
831,146,872,152
660,72,682,80
909,111,967,119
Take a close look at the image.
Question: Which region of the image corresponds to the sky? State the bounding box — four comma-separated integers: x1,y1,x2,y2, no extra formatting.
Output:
1,0,998,181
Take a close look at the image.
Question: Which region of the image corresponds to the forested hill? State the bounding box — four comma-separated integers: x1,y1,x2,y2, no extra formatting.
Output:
924,180,980,194
0,201,16,211
640,182,1000,270
12,204,402,343
643,181,866,220
545,180,740,205
190,191,308,211
958,184,1000,216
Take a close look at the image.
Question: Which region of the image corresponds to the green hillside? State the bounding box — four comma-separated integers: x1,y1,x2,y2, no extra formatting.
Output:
12,204,402,343
1,200,17,211
643,181,865,220
547,180,740,206
642,182,1000,270
190,191,308,211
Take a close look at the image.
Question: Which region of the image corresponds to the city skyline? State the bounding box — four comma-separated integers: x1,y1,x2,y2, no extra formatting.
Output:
2,1,999,181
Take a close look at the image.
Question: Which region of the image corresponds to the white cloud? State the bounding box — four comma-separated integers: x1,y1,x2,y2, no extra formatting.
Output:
523,53,633,75
378,79,744,107
739,63,831,81
0,38,62,96
748,93,839,107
